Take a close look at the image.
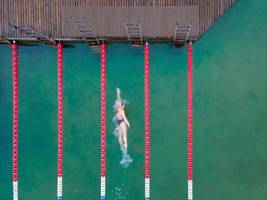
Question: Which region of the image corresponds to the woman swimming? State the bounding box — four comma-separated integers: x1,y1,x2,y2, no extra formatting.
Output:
114,88,130,154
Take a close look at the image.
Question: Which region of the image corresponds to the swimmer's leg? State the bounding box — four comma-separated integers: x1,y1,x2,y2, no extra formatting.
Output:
122,131,127,152
120,123,128,154
118,127,126,153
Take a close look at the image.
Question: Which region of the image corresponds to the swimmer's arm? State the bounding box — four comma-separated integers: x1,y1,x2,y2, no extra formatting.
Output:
116,88,121,100
122,111,130,128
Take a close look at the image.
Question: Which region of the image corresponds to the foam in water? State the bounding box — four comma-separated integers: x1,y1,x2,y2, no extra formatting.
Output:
111,184,127,200
120,150,133,168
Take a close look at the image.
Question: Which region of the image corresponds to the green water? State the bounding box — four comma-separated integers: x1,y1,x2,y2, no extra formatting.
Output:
1,0,267,199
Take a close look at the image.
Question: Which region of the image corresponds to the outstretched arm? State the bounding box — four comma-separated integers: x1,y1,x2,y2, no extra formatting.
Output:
116,87,121,100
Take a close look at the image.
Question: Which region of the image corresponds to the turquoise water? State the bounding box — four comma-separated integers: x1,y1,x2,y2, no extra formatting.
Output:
1,0,267,199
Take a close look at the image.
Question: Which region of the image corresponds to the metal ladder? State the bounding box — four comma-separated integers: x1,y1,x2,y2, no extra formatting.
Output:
173,23,192,46
9,22,52,43
125,22,143,46
70,17,100,53
0,36,10,44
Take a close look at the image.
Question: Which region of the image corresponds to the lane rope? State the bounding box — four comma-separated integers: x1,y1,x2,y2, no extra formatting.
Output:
100,43,106,200
12,41,19,200
57,42,63,200
144,42,151,200
188,42,193,200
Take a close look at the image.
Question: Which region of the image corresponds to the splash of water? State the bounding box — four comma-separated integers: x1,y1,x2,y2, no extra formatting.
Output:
111,185,127,200
120,151,133,168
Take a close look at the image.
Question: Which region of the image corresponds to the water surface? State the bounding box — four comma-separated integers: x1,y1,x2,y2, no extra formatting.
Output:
1,0,267,199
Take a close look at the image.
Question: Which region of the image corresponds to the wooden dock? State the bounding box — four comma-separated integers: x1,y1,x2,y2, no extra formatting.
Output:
0,0,236,42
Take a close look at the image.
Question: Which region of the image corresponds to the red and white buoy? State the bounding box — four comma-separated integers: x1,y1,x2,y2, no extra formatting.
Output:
187,42,193,200
12,41,19,200
100,43,106,200
57,42,63,200
144,42,151,200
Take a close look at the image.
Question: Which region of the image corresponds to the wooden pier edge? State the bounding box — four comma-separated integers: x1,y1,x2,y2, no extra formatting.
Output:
0,0,236,44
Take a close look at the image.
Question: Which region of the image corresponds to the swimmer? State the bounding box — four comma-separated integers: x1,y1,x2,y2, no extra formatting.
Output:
114,88,130,155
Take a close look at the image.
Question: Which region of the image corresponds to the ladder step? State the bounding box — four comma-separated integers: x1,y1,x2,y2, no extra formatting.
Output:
127,26,140,29
79,30,92,34
129,37,142,40
175,29,190,33
177,25,191,28
25,32,38,36
85,38,99,43
76,26,90,29
76,29,91,32
126,27,140,31
175,37,186,40
72,20,87,24
83,33,94,36
125,24,140,27
84,35,95,38
131,41,142,46
89,43,100,47
175,32,189,36
175,34,187,37
175,40,186,43
85,39,97,42
127,29,140,32
176,27,191,31
175,33,189,37
129,35,142,38
128,29,140,32
175,33,188,37
20,28,33,32
78,28,92,31
90,45,100,48
128,32,141,35
128,30,140,34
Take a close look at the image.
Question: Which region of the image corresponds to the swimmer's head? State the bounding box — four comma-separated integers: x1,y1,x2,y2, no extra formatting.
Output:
116,100,125,108
116,101,122,107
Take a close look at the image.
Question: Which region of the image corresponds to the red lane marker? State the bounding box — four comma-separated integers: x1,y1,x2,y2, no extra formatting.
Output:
12,42,19,183
144,43,150,179
57,43,63,177
101,43,106,177
188,42,193,181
